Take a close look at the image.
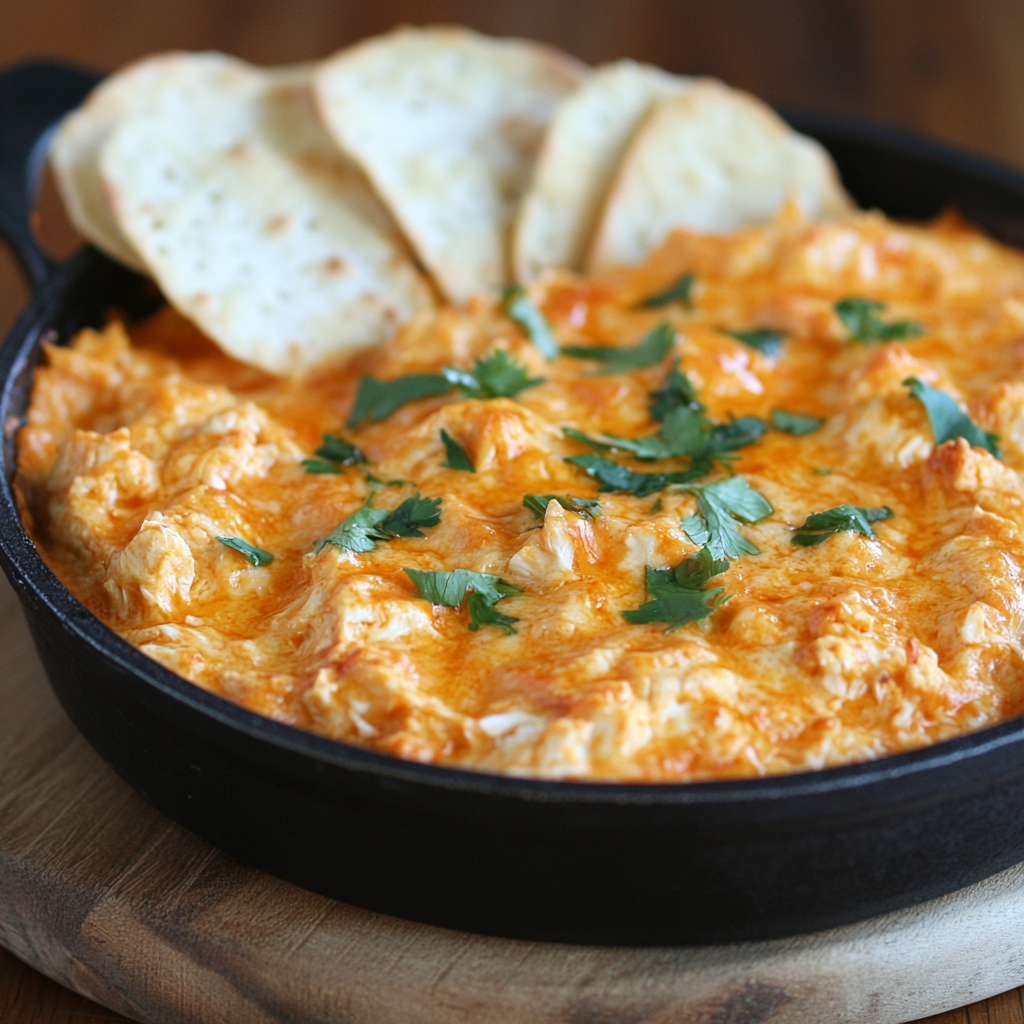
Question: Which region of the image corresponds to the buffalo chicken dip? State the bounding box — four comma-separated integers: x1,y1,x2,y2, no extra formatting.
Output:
16,211,1024,780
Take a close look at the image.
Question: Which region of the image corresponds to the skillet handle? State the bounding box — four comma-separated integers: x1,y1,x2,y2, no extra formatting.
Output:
0,61,101,291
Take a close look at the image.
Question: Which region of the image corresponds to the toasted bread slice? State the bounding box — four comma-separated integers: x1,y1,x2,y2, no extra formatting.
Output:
513,60,691,284
315,26,586,303
588,80,853,272
101,59,433,376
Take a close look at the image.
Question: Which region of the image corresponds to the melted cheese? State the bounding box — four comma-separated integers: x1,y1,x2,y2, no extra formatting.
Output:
17,210,1024,781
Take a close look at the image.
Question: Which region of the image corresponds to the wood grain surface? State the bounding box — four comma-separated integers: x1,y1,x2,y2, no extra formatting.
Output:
1,2,1023,1021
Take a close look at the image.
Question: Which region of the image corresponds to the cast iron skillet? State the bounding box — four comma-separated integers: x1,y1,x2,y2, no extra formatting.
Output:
3,61,1024,948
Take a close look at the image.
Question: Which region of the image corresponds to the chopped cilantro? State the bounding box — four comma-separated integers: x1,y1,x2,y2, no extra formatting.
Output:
440,429,475,472
564,453,700,497
523,494,600,519
650,497,664,513
315,433,363,465
722,328,785,358
503,285,559,360
303,432,364,474
835,298,923,343
678,476,773,559
443,350,544,400
404,568,520,634
648,360,704,422
302,458,342,474
348,373,450,426
622,547,730,632
903,376,1001,457
565,406,766,482
771,409,824,435
315,493,441,554
813,467,832,476
791,504,894,547
216,536,273,567
560,322,675,374
640,272,695,309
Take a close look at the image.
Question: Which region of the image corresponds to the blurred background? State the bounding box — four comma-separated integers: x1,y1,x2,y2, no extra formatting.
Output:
2,0,1023,337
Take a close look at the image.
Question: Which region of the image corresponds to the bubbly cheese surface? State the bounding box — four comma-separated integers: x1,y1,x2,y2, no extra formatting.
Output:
17,210,1024,781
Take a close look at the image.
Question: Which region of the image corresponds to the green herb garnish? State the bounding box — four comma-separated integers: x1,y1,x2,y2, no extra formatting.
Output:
813,467,832,476
315,493,442,554
791,504,894,547
648,360,704,422
216,536,274,567
404,568,520,634
903,377,1000,457
503,285,559,360
302,459,342,474
566,406,765,480
622,547,729,632
640,272,695,308
560,322,675,374
523,494,600,520
440,429,475,472
771,409,824,436
443,350,544,400
563,454,690,497
835,298,923,343
678,476,773,559
348,373,450,426
722,328,785,358
302,432,365,474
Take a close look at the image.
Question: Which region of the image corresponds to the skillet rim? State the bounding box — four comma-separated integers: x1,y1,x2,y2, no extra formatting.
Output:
4,119,1024,809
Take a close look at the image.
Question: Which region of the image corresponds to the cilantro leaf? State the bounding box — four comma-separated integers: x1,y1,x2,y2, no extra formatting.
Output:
315,493,442,553
835,298,923,343
649,360,704,422
564,454,701,497
440,429,475,472
404,568,521,635
722,328,785,358
565,407,766,480
302,458,342,474
381,494,443,537
560,322,675,374
315,432,363,465
640,272,695,308
443,350,544,400
771,409,824,435
314,493,391,554
622,547,730,631
216,536,274,567
679,476,773,559
348,373,450,426
503,286,559,360
792,504,894,547
523,494,600,520
903,377,1001,457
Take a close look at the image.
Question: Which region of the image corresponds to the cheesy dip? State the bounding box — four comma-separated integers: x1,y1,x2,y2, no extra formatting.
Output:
16,210,1024,781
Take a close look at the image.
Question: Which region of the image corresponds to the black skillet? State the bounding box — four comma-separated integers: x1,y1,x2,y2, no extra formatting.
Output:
3,61,1024,947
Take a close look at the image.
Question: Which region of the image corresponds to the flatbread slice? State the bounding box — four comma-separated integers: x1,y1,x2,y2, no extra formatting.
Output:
513,60,692,284
100,59,433,376
314,26,587,303
588,80,853,272
49,52,245,272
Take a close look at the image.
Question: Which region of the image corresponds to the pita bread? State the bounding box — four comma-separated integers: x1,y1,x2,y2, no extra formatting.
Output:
513,60,691,284
588,80,853,272
100,59,434,376
314,26,587,303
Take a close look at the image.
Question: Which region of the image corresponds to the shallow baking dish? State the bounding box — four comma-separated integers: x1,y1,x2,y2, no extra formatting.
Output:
3,60,1024,946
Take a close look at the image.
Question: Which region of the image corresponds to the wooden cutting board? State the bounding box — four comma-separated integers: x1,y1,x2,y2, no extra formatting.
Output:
1,572,1023,1024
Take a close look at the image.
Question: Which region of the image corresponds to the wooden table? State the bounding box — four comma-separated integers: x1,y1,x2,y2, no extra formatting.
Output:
1,1,1023,1020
